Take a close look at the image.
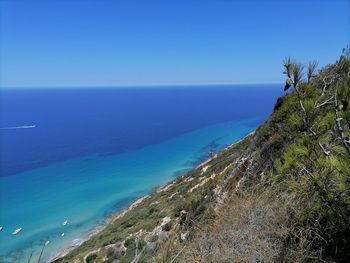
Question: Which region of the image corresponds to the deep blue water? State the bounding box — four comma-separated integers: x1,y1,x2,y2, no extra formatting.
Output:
0,85,281,262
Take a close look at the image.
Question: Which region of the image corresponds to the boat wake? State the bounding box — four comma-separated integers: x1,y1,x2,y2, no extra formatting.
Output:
0,125,36,130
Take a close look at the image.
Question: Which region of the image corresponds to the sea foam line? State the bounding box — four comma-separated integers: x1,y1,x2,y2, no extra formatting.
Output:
0,125,36,130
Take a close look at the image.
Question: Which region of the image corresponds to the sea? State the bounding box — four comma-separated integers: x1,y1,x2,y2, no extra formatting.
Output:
0,85,281,262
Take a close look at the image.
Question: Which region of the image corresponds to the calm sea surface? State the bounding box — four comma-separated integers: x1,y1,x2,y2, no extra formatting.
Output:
0,85,281,262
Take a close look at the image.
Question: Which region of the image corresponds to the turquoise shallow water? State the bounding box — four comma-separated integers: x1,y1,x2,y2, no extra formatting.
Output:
0,118,258,262
0,85,281,262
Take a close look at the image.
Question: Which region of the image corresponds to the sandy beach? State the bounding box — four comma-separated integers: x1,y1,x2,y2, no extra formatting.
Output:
51,130,255,262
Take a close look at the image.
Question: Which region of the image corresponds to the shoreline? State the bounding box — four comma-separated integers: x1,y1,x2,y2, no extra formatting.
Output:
196,130,255,169
51,130,255,261
49,195,150,262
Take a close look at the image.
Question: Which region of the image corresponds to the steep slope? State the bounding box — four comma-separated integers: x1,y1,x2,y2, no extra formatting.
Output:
55,51,350,263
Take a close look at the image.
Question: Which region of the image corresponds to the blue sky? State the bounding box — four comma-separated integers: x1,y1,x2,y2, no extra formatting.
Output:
0,0,349,88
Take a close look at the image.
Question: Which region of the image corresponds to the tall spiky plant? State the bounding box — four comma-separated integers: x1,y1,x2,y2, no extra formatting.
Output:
307,60,318,84
283,58,313,135
283,57,294,91
292,63,304,89
283,57,293,78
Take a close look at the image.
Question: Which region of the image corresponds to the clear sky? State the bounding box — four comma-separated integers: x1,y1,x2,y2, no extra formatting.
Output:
0,0,349,88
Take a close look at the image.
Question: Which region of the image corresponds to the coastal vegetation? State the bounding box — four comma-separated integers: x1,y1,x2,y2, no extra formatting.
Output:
54,50,350,263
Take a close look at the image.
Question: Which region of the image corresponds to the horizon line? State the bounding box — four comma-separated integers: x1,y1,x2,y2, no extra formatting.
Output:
1,81,283,90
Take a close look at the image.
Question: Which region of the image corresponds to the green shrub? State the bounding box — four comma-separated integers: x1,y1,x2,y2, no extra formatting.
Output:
162,222,172,232
85,253,97,263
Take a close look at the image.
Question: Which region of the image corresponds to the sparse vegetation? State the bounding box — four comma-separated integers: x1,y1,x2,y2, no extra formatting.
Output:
54,50,350,263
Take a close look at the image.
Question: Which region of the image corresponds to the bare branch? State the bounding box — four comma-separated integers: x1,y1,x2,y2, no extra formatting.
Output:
169,246,186,263
318,142,330,156
321,75,336,96
334,91,350,156
315,95,335,109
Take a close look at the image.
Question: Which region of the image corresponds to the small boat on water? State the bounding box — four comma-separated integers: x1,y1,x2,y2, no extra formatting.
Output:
45,240,50,246
63,220,68,226
12,228,22,235
0,226,3,231
61,233,65,237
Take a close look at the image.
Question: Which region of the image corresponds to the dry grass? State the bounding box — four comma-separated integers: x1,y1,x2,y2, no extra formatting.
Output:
179,190,322,263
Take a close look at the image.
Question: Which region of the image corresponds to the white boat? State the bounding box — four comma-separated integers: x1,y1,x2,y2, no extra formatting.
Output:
45,240,50,246
61,233,65,237
12,228,22,235
0,226,3,231
63,220,68,226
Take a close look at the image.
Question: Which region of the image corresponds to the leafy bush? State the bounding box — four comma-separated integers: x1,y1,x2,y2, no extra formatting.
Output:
162,222,172,232
85,253,97,263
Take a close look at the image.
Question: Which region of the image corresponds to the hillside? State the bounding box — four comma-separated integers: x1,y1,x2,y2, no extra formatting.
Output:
54,50,350,263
